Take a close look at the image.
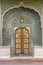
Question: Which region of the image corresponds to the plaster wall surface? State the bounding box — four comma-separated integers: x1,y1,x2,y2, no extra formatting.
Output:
0,0,43,56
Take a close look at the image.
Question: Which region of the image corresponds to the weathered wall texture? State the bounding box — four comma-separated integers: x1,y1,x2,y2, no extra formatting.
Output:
0,0,43,56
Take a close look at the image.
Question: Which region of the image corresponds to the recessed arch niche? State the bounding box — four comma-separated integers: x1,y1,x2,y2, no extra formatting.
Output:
2,6,42,56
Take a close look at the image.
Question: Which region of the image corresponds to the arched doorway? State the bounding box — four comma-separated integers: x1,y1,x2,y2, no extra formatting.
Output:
2,6,42,56
15,27,30,55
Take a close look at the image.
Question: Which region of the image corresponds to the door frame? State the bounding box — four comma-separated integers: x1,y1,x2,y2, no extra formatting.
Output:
14,27,30,55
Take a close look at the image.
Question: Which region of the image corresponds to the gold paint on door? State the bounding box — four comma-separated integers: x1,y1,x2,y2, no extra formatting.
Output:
15,27,29,55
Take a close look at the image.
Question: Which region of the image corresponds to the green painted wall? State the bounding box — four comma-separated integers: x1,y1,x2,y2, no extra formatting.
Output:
0,0,43,56
1,0,43,14
2,6,42,56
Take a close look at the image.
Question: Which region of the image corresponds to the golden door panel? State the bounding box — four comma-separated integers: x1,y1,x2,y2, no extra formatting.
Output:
16,39,21,43
22,29,28,34
16,49,21,54
24,44,29,48
16,34,21,38
16,44,21,48
23,39,29,43
23,34,29,38
24,49,29,54
16,29,21,34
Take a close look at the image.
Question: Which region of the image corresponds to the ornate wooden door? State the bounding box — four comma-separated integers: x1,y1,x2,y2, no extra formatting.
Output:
15,27,29,55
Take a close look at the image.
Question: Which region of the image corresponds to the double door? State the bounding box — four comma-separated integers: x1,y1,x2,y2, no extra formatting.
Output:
15,27,29,55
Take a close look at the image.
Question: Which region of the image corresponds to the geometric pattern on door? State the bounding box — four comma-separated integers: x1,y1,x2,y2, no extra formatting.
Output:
15,27,30,55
